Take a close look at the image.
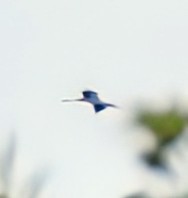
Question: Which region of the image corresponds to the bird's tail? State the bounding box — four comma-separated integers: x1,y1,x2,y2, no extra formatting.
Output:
106,103,119,108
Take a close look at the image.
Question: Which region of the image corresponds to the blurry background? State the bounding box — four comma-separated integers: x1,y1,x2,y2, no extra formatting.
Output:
1,0,188,197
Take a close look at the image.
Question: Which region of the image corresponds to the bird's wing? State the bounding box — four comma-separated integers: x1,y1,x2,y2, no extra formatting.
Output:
93,104,106,113
82,90,98,99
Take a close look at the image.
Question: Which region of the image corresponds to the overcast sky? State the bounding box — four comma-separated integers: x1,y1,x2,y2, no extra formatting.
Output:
1,0,188,197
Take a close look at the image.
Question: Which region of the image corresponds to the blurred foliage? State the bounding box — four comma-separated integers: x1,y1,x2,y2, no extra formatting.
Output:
0,195,8,198
137,108,187,146
0,134,48,198
125,192,149,198
141,149,163,168
136,107,188,168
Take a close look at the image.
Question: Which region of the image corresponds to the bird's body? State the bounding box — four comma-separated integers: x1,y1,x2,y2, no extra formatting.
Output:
62,90,117,113
82,90,101,104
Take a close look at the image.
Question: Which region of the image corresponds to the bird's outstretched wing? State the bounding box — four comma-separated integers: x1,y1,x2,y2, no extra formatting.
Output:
82,90,98,99
93,104,106,113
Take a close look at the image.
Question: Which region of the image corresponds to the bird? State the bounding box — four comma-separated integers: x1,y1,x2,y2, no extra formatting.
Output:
62,90,118,113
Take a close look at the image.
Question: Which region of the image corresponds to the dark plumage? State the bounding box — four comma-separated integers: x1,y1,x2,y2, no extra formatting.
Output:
94,104,107,113
62,90,118,113
82,90,98,99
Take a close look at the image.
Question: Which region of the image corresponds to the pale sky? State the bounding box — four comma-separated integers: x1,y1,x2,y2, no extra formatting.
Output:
1,0,188,197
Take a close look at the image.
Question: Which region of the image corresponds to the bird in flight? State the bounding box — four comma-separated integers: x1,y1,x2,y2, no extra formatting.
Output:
62,90,118,113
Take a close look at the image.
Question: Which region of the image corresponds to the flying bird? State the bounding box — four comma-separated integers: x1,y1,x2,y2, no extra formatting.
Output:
62,90,117,113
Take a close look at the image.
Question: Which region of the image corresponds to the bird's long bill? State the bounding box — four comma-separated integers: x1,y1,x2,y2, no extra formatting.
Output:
61,98,83,102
